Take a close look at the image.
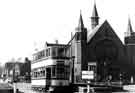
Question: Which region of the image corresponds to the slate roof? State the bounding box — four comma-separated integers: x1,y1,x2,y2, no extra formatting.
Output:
87,20,105,43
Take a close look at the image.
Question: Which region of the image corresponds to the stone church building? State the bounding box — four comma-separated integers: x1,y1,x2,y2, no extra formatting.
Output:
66,3,135,83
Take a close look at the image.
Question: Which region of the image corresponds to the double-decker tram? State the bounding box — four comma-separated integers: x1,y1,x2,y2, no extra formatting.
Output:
31,42,71,92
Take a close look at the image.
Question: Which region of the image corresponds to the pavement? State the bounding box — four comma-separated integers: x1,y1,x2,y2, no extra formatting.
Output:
0,82,133,93
0,83,14,93
123,85,135,92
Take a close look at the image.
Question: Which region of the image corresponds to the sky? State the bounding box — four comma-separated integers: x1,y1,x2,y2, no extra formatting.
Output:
0,0,134,64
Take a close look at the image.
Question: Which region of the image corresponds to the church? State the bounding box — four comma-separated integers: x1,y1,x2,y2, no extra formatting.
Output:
30,2,135,91
66,2,135,83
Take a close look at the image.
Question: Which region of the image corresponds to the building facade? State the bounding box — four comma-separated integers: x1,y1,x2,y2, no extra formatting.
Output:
31,2,135,90
66,2,135,83
4,58,31,82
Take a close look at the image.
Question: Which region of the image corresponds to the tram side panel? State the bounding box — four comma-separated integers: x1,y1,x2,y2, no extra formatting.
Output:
31,59,70,89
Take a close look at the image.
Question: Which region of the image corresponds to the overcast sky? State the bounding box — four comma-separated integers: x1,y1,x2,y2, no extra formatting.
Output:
0,0,134,64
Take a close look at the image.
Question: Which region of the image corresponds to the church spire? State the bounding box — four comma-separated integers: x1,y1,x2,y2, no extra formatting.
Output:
127,17,133,35
76,10,85,31
91,1,99,29
78,10,84,30
125,17,134,37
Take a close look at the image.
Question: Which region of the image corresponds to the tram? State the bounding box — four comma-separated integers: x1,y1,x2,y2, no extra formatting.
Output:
31,42,71,92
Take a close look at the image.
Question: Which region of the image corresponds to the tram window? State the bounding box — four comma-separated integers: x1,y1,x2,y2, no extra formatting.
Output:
44,50,46,57
34,72,35,77
42,50,45,57
46,49,48,57
37,72,40,77
43,70,45,76
52,66,56,77
48,48,50,56
40,71,43,76
38,52,41,59
51,47,57,57
58,48,64,57
65,66,70,79
56,62,64,78
35,72,37,77
46,49,50,57
46,68,51,79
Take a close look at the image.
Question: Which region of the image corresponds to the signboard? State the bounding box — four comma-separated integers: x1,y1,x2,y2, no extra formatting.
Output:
82,71,94,80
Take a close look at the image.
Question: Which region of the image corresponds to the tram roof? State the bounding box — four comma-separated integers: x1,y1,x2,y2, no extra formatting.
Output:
46,42,69,47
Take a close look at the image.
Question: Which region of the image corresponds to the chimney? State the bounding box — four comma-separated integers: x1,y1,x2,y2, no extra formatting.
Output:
55,40,58,44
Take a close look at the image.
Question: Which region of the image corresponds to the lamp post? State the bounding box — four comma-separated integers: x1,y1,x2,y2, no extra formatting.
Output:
119,73,122,86
71,56,75,84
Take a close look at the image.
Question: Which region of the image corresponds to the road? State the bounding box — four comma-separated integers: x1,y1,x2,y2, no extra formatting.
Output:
0,83,13,93
0,82,133,93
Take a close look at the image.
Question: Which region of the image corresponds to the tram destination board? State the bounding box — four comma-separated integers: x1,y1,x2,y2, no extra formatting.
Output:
82,71,94,80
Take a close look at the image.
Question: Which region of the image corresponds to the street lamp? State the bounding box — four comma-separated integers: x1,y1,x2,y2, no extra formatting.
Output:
71,56,75,84
119,73,122,85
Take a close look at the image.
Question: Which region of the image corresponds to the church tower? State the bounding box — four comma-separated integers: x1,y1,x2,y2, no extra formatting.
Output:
125,17,134,39
73,11,87,83
125,17,135,44
124,17,135,71
91,2,99,29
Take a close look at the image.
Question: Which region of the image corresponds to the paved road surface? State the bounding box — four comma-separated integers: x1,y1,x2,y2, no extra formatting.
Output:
0,83,13,93
12,83,135,93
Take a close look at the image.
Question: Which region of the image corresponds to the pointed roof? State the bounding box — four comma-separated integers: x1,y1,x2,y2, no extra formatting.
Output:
127,17,133,34
87,20,123,45
91,2,99,18
78,10,84,29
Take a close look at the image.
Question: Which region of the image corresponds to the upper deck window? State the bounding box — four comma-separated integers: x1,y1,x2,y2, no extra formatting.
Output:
33,46,66,62
58,47,64,57
38,50,45,59
46,48,50,57
48,48,50,56
51,47,57,57
33,50,45,61
46,49,48,57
